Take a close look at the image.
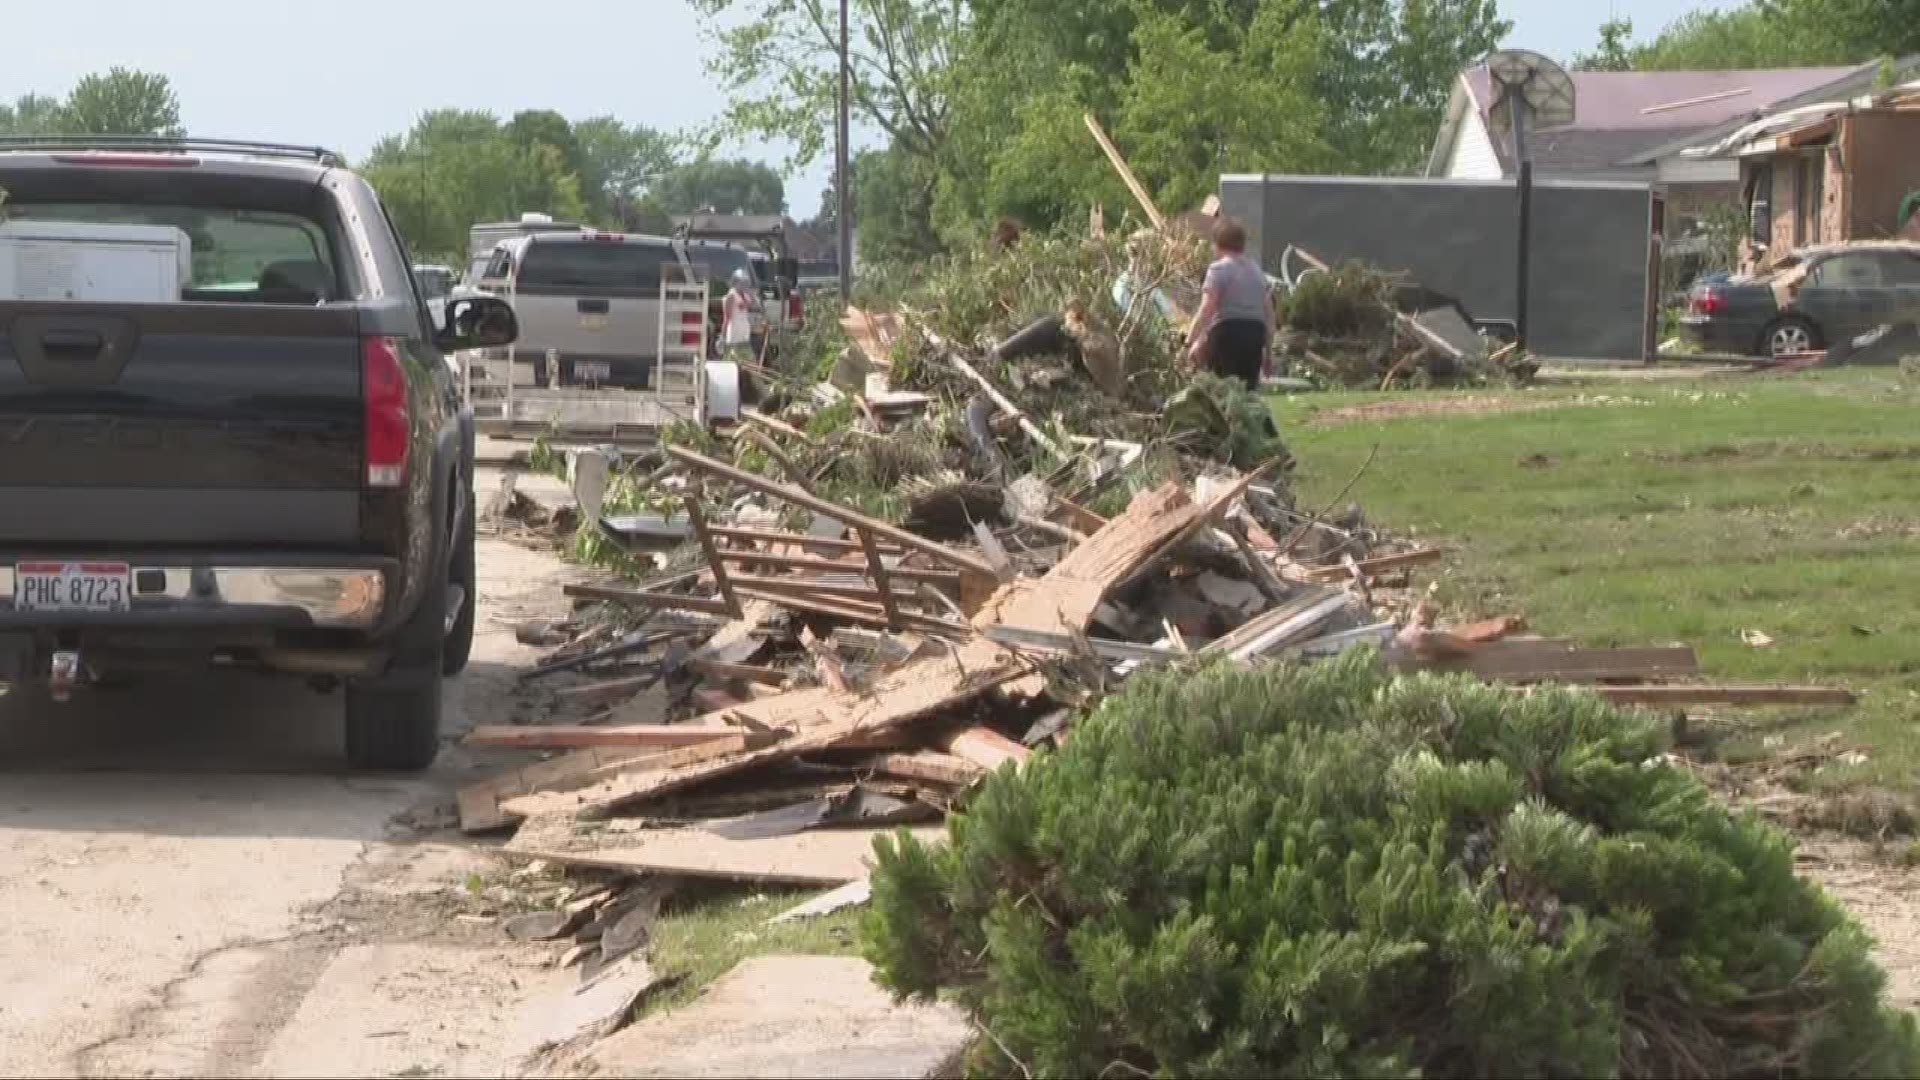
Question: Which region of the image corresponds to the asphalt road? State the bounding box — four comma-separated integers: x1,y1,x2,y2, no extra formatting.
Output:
0,471,578,1077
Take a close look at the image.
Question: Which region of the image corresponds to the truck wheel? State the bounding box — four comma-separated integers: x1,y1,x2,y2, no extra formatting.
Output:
346,491,452,772
442,496,477,677
344,673,442,772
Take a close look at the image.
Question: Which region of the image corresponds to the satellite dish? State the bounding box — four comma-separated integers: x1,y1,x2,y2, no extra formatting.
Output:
1485,49,1576,140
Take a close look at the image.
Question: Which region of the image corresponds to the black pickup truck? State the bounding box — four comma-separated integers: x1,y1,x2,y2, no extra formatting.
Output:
0,138,518,770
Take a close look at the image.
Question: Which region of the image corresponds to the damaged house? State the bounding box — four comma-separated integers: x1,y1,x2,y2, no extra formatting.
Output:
1675,65,1920,272
1426,61,1885,236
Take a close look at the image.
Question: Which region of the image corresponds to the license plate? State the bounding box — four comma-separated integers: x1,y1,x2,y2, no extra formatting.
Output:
15,562,131,613
575,361,611,382
579,314,609,331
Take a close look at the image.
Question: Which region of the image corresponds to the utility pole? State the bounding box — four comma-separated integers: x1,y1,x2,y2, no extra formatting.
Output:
836,0,852,300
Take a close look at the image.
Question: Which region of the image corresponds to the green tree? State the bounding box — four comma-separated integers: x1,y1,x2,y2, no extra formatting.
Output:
361,110,588,261
61,67,183,136
651,157,787,215
1574,16,1635,72
687,0,962,168
573,116,678,223
852,144,941,263
0,93,66,135
1631,0,1920,70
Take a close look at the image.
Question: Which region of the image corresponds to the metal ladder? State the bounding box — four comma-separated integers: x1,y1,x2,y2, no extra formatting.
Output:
655,271,710,422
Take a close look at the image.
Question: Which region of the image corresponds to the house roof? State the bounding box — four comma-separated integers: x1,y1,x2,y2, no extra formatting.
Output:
1432,62,1872,178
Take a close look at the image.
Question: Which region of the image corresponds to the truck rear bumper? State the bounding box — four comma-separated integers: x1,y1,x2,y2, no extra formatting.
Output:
0,557,392,631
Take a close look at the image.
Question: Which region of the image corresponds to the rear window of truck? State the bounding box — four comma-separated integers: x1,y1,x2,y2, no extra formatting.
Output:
518,241,667,293
3,202,339,304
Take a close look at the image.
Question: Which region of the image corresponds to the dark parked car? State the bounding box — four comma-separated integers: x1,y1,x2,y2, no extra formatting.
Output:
1681,242,1920,358
0,136,519,770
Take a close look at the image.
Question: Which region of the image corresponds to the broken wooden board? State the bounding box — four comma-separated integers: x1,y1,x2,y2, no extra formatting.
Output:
458,735,752,833
1592,684,1855,707
464,725,740,751
860,751,984,788
1406,642,1701,684
941,726,1030,772
1300,546,1451,582
477,484,1215,825
506,814,942,886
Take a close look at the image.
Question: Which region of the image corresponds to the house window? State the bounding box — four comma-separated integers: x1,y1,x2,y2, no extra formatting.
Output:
1748,161,1773,246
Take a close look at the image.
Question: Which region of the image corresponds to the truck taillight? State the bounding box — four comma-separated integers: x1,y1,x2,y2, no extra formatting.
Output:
362,337,410,489
1691,288,1726,316
787,293,804,325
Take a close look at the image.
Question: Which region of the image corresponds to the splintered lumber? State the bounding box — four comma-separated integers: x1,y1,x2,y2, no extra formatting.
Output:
666,445,998,576
1084,112,1165,230
563,582,734,616
480,484,1217,825
687,659,788,687
716,549,957,583
841,307,903,369
694,599,779,665
861,751,985,787
1202,588,1351,661
507,814,942,886
982,624,1186,665
1593,685,1856,707
942,726,1030,771
732,585,970,637
1413,642,1700,684
1300,546,1452,582
464,725,739,751
949,354,1068,460
707,525,909,557
458,734,751,833
741,408,818,447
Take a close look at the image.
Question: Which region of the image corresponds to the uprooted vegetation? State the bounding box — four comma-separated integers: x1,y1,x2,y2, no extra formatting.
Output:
865,654,1920,1079
1278,259,1536,389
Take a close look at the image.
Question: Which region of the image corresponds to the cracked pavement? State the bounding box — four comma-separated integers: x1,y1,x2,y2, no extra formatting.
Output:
0,470,576,1078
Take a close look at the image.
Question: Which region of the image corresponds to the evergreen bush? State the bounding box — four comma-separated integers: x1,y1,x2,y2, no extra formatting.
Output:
865,653,1920,1078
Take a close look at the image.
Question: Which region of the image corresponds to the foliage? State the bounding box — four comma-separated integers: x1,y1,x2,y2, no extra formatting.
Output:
854,144,943,265
1282,262,1394,338
0,69,181,137
1631,0,1920,70
1574,16,1636,72
362,111,592,262
650,156,787,215
688,0,961,169
866,653,1920,1078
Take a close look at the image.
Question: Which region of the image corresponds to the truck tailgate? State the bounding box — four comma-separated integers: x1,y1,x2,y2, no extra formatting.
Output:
0,302,364,548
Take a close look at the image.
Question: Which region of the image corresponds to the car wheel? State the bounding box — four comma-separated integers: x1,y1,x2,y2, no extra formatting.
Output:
1761,316,1821,358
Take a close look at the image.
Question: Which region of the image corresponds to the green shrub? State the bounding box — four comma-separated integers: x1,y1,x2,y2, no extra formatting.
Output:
865,654,1920,1078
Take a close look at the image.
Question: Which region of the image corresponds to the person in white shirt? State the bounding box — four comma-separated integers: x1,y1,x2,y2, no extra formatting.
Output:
722,269,761,358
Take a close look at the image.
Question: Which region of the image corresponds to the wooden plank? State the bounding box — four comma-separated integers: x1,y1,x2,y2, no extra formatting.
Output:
740,408,818,447
1053,496,1109,536
1592,685,1855,707
725,573,918,605
666,445,998,576
526,484,1220,823
949,354,1067,460
715,549,957,583
507,819,943,886
1084,112,1165,230
562,582,734,616
463,724,739,750
687,658,788,687
1415,642,1700,683
1202,588,1349,660
555,673,666,702
981,624,1186,665
458,734,751,833
861,751,984,787
1301,546,1452,582
707,525,909,557
732,585,971,637
682,494,743,619
942,726,1029,772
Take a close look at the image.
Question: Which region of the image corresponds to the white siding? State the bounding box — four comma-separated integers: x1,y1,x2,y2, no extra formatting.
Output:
1445,112,1505,180
1656,154,1738,183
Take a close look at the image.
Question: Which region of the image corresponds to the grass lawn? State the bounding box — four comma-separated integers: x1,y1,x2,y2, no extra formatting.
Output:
639,882,864,1016
1276,367,1920,794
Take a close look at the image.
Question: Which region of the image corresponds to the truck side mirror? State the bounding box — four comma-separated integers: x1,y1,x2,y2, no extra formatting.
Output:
438,295,519,352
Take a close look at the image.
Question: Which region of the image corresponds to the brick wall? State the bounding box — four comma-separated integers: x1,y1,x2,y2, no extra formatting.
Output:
1843,111,1920,241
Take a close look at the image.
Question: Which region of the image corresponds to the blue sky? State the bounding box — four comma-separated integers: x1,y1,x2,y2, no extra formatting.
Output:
5,0,1734,212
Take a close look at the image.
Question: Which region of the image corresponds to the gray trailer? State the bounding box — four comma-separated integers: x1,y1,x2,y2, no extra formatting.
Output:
1219,174,1664,361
